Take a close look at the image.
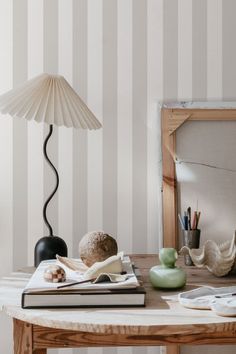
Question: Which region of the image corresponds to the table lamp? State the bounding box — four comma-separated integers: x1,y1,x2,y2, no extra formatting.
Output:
0,73,102,266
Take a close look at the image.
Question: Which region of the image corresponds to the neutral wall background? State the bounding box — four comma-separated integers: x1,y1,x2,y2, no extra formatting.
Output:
0,0,235,354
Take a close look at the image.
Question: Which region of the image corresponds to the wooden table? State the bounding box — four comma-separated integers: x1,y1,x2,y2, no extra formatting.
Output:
1,254,236,354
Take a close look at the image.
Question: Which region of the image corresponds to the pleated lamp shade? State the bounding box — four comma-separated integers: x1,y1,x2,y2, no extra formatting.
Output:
0,73,102,129
0,73,102,266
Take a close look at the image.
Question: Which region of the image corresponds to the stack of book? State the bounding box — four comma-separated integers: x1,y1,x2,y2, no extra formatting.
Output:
21,256,146,308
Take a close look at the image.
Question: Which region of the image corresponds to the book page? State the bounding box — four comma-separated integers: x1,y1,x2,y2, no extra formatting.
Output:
25,257,139,291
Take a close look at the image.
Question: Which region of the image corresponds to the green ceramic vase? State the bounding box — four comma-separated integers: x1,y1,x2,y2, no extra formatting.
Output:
149,248,186,289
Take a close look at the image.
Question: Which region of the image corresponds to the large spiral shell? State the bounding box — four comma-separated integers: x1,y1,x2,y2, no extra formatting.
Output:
180,231,236,277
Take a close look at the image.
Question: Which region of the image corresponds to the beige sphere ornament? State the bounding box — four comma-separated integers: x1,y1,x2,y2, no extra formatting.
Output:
79,231,118,267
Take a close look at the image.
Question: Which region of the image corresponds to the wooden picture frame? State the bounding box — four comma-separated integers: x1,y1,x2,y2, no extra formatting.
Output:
161,102,236,248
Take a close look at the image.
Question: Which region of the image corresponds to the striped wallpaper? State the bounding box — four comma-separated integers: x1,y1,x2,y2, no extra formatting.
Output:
0,1,236,354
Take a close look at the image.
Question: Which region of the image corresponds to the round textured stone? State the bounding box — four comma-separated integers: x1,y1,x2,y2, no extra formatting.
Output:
79,231,118,267
43,265,66,283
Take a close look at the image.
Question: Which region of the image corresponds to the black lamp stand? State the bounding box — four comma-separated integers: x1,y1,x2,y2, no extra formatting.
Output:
34,124,68,267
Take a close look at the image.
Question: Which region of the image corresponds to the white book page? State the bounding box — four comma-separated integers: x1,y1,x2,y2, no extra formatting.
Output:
25,257,139,291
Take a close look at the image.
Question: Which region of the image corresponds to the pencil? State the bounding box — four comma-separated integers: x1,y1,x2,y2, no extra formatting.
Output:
183,212,188,230
195,211,201,229
57,278,96,289
192,211,197,230
178,213,185,230
187,207,191,230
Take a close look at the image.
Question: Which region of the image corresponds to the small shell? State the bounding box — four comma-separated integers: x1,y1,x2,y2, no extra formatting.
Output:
179,231,236,277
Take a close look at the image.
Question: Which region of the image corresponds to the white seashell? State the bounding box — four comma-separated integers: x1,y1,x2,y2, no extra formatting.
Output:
56,255,88,272
179,231,236,277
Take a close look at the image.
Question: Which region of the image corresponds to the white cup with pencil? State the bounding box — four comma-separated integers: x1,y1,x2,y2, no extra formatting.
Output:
179,206,201,266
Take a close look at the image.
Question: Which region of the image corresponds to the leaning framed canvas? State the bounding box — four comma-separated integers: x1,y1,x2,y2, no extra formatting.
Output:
161,102,236,248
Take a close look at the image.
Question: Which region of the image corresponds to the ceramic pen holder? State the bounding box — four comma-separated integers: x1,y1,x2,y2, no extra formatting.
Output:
182,229,201,266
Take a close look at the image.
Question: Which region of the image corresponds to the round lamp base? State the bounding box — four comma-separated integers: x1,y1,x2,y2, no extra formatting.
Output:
34,236,68,267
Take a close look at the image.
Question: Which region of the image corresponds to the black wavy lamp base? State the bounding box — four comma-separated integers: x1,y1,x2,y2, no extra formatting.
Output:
34,236,68,267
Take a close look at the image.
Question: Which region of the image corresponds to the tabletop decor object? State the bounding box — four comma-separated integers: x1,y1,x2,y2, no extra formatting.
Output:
179,231,236,277
178,206,201,265
78,230,118,267
82,254,123,280
21,256,145,308
179,285,236,317
182,229,201,265
44,265,66,283
149,248,186,289
0,73,102,267
2,254,236,353
56,254,88,272
56,253,123,278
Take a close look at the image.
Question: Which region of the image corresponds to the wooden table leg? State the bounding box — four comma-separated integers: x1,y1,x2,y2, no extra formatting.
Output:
166,345,180,354
13,318,46,354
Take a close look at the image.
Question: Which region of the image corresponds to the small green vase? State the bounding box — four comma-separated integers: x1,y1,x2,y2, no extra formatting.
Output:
149,248,186,289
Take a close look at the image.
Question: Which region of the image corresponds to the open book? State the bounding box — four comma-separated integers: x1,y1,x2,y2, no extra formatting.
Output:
21,256,146,308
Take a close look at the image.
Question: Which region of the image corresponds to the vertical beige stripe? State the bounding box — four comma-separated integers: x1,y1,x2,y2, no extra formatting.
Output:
43,0,59,238
27,121,44,265
43,2,59,354
43,0,58,75
104,347,117,354
222,0,236,99
207,0,222,100
0,2,13,353
162,1,178,262
178,0,192,100
147,0,163,255
117,0,133,253
72,0,88,262
0,313,12,354
27,0,44,266
163,0,178,100
192,0,207,100
58,0,73,263
27,0,43,77
87,0,103,233
118,348,132,354
87,2,103,354
0,0,13,277
13,0,28,270
58,119,73,252
58,0,73,78
221,2,236,308
117,3,133,354
102,0,117,241
132,0,148,253
163,0,178,278
176,0,193,257
0,133,12,277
